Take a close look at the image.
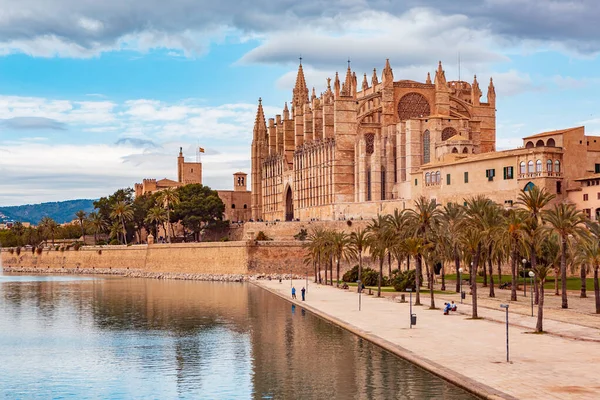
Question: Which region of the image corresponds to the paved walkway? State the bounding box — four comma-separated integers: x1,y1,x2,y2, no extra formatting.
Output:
255,280,600,400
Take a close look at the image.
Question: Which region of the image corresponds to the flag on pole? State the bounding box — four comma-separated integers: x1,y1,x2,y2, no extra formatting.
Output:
199,147,205,153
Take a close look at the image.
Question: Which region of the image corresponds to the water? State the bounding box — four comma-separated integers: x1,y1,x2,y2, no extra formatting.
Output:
0,276,477,399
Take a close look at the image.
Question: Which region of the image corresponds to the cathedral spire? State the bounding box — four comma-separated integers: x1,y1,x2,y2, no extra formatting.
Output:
487,77,496,106
283,101,290,120
292,61,309,112
471,75,482,106
426,72,431,84
362,73,369,91
371,68,379,86
342,60,353,96
311,87,317,101
253,98,267,140
382,59,393,85
434,60,447,89
334,72,340,98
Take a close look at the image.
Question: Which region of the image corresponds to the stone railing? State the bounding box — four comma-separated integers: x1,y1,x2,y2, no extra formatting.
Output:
518,171,563,179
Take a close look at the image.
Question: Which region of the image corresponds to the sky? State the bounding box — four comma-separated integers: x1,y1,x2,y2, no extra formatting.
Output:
1,0,600,206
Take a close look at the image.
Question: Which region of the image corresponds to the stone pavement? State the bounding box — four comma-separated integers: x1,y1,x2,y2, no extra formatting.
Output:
256,280,600,400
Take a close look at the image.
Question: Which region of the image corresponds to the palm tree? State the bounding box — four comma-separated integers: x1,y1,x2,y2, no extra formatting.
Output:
577,222,600,313
156,188,180,243
110,201,134,245
304,228,327,283
145,207,167,239
75,210,87,243
543,203,587,309
400,237,428,305
88,212,107,244
349,228,369,288
533,231,557,332
498,209,527,301
462,195,495,318
331,231,353,287
440,202,465,292
517,186,555,304
40,217,59,245
406,197,441,306
367,215,389,297
386,209,410,272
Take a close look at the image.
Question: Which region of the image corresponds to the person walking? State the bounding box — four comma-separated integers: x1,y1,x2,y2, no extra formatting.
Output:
292,286,296,299
301,287,306,301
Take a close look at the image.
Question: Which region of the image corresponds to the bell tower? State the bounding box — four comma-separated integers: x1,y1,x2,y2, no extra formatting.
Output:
234,172,247,192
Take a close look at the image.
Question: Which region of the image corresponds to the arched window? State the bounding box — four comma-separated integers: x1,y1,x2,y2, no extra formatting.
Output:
232,204,236,209
365,133,375,155
425,172,431,184
524,182,535,192
243,204,247,209
554,160,561,173
536,160,542,173
436,171,441,184
547,159,552,172
528,160,534,173
525,141,534,149
520,162,526,174
547,138,555,147
536,140,544,147
452,147,458,153
462,147,469,154
423,130,431,164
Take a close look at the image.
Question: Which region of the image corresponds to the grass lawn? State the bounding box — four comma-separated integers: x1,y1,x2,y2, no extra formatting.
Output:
344,281,457,295
445,273,597,291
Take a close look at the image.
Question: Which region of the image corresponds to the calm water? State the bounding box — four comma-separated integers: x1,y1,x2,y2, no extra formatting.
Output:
0,275,477,399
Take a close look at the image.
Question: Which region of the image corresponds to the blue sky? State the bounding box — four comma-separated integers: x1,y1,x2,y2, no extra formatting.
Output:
0,0,600,206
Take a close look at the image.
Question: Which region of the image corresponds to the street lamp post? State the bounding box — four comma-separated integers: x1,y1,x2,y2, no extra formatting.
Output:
528,271,535,317
458,267,464,304
407,288,413,329
500,304,510,362
522,258,527,296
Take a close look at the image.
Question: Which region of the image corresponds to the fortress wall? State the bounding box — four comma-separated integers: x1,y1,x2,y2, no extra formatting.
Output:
244,220,371,241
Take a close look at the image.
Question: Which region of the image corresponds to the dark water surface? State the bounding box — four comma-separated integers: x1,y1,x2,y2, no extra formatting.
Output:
0,275,477,399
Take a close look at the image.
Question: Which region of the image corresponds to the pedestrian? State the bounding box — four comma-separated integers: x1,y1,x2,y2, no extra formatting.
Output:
292,286,296,299
301,287,306,301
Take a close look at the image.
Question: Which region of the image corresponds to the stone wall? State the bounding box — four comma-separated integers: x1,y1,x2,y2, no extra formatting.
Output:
0,241,310,276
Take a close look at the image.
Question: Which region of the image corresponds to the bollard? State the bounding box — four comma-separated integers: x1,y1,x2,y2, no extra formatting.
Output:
411,314,417,326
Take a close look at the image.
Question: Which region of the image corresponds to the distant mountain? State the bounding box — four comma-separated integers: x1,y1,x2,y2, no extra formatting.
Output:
0,199,97,225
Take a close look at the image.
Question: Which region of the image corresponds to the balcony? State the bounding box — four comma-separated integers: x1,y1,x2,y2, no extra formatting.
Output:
518,171,563,179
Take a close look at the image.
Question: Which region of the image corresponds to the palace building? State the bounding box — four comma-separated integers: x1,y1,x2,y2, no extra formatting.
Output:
135,148,251,222
251,60,600,221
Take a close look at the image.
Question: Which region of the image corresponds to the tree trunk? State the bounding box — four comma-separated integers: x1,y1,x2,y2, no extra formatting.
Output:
415,255,422,305
554,268,559,295
497,259,502,285
471,244,480,318
511,247,517,301
388,252,392,277
482,246,488,287
594,266,600,314
488,256,495,298
580,264,587,298
561,237,568,309
330,256,333,286
531,246,539,305
536,278,545,333
424,260,431,289
429,263,436,309
358,251,363,287
336,258,340,287
406,255,410,272
324,258,328,284
441,263,446,291
454,252,461,293
94,232,98,245
121,218,128,245
377,257,383,297
314,260,317,283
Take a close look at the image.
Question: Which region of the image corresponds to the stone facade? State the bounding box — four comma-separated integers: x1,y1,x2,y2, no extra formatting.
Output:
251,61,496,221
251,61,600,220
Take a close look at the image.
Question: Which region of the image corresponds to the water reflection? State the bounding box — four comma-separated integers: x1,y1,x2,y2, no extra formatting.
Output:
0,277,476,399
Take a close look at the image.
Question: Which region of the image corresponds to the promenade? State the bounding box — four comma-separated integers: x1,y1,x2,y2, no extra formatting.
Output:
256,280,600,400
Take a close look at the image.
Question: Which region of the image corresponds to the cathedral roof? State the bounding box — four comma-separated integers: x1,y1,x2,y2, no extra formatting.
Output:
445,134,470,142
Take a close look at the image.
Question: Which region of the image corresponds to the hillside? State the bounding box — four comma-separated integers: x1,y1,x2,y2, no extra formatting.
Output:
0,199,96,225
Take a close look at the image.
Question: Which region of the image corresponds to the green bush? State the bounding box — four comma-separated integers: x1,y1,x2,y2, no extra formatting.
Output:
392,270,417,292
109,239,120,245
342,265,381,286
97,240,107,246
